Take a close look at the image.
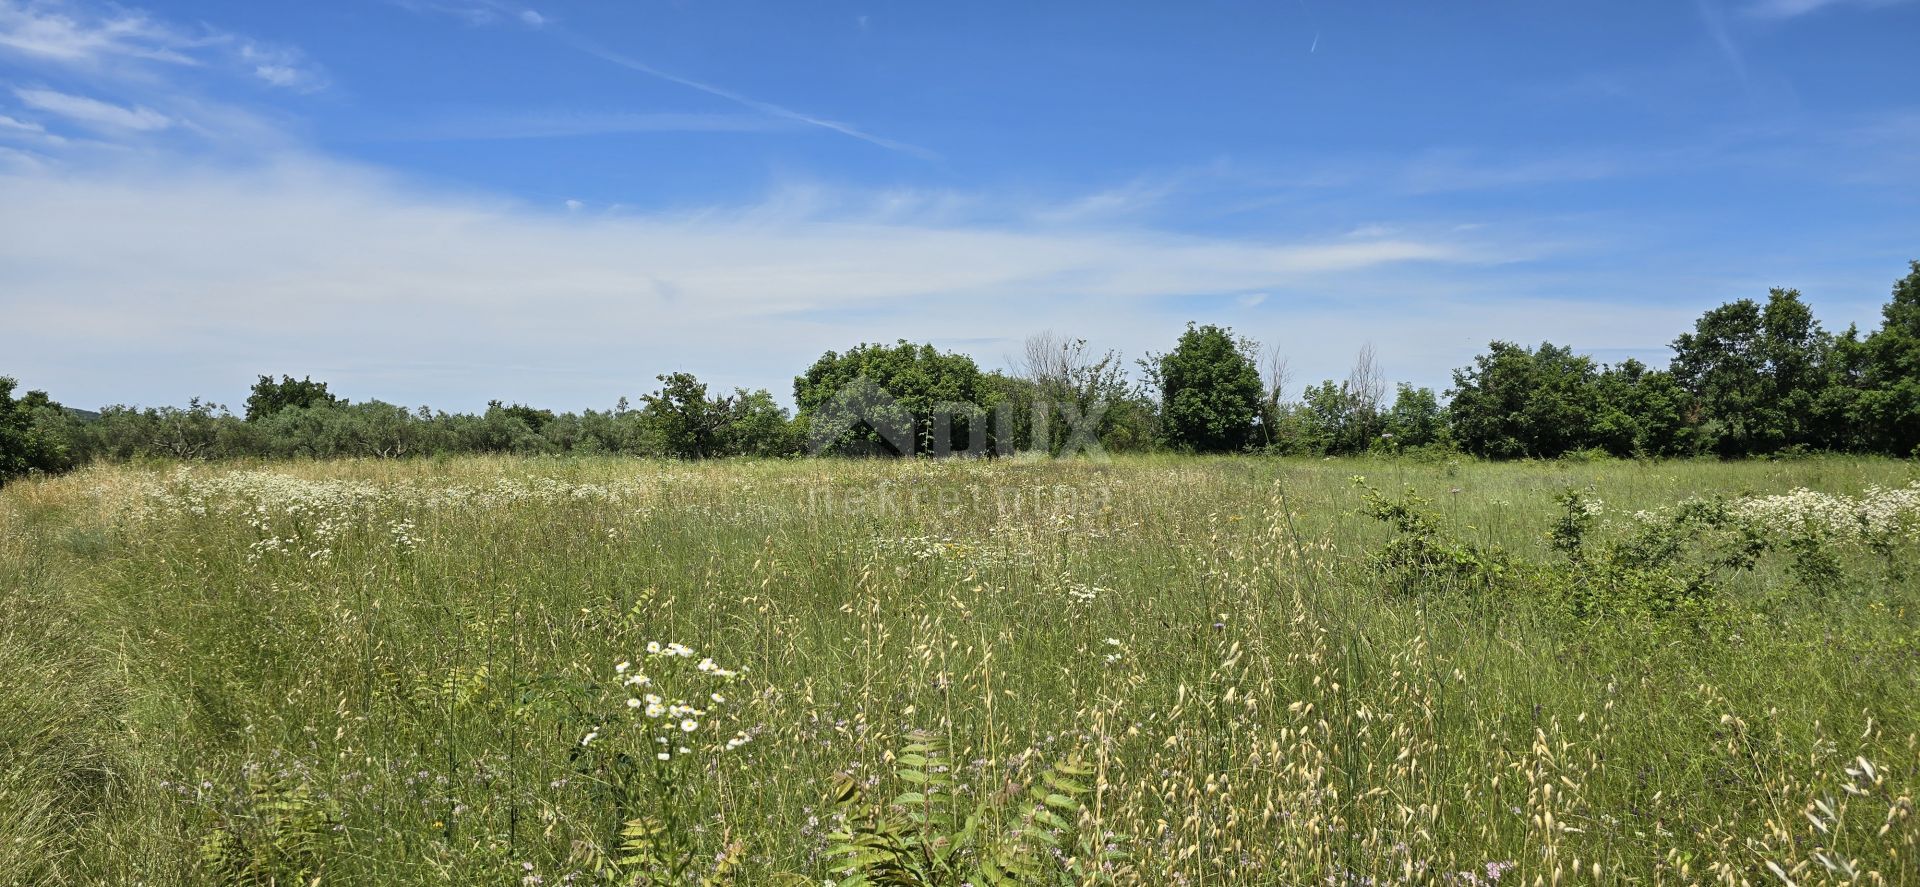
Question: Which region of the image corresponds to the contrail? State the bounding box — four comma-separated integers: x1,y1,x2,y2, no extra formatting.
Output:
556,30,940,161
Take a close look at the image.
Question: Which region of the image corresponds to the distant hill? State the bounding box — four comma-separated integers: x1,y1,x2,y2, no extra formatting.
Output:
65,407,101,422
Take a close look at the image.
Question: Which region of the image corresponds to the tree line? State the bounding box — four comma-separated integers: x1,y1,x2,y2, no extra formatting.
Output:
4,260,1918,482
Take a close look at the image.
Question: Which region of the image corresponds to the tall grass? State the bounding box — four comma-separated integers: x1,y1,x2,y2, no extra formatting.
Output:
2,454,1916,884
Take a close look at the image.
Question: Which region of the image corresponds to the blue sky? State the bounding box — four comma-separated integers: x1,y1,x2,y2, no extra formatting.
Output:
3,0,1917,411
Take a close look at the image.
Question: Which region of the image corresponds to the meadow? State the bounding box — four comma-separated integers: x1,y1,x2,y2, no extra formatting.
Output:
3,454,1918,886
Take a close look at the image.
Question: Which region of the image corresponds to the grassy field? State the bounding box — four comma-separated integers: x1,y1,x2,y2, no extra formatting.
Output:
3,454,1919,885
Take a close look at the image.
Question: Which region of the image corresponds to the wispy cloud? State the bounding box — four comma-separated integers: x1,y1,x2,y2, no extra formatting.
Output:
551,34,937,160
0,110,43,131
391,110,792,141
1693,0,1751,85
0,0,325,90
0,0,191,63
0,154,1521,409
391,0,932,159
389,0,547,29
13,86,168,129
1744,0,1909,18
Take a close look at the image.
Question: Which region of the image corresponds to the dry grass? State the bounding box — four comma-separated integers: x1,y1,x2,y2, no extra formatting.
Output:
1,453,1916,885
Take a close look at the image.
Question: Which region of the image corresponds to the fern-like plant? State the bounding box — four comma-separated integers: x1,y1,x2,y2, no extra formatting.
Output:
197,768,335,886
819,730,1129,886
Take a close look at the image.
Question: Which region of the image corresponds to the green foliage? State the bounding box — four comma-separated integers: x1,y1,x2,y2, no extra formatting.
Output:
1861,261,1920,454
245,375,342,422
1352,481,1825,632
641,372,731,459
640,373,797,459
197,768,336,886
1590,359,1696,457
5,456,1920,883
1356,480,1510,590
0,378,80,483
819,731,1125,886
1670,289,1836,456
486,400,556,434
795,341,995,456
718,387,801,457
1016,334,1139,456
1150,322,1261,453
16,258,1920,480
1276,379,1370,455
1381,383,1446,452
1446,341,1603,459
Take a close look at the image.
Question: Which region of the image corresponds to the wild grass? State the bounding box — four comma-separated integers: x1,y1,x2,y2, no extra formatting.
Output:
2,454,1917,885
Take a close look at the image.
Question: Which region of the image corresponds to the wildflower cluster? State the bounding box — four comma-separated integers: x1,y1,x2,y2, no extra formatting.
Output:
583,643,753,762
1728,483,1920,547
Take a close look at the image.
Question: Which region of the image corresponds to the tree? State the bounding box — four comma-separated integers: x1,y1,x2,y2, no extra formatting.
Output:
0,383,88,481
1382,384,1445,451
1017,332,1131,455
245,375,342,421
487,400,555,434
717,389,799,457
1257,344,1292,449
1344,344,1388,446
1150,323,1262,453
640,372,730,459
1816,326,1872,452
1670,289,1832,455
0,378,39,483
1861,261,1920,454
795,341,994,456
1590,359,1695,457
1292,379,1359,455
1446,342,1601,458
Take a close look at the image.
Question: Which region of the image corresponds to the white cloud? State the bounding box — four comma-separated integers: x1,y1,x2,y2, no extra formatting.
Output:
14,86,169,129
0,0,191,63
392,0,929,159
556,34,937,159
396,110,790,141
0,154,1538,409
251,64,301,87
0,0,324,89
0,109,68,146
1745,0,1908,17
392,0,542,28
235,42,326,92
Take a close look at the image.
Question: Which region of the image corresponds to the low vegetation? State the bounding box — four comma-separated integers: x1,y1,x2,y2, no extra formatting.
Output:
5,261,1920,484
4,454,1918,884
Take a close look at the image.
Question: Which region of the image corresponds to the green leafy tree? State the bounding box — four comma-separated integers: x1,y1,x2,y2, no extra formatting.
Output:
1382,384,1445,451
450,403,553,454
0,378,39,483
1017,332,1133,455
795,341,994,456
1446,342,1601,458
0,383,87,481
1292,380,1357,455
717,388,799,457
245,375,342,421
1817,325,1873,452
1591,359,1696,457
1670,289,1832,455
1149,323,1262,453
486,400,555,434
1861,261,1920,454
639,373,729,459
